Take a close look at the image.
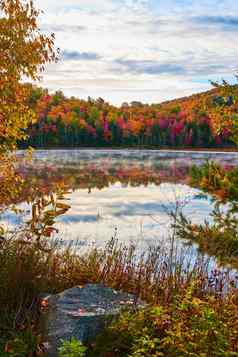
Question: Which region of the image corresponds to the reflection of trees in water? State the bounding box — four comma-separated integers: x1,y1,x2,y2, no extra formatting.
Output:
3,160,191,207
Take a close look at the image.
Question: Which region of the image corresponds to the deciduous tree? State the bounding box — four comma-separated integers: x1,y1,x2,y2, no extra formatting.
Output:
0,0,58,151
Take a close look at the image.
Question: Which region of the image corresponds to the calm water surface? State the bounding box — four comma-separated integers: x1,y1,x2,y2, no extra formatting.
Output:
2,149,238,253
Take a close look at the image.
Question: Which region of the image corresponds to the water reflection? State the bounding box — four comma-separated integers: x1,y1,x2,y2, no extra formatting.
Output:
53,183,213,250
2,149,236,251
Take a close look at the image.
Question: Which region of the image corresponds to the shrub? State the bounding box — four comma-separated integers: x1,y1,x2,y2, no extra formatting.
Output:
189,161,238,202
178,161,238,267
1,235,236,355
58,338,87,357
90,284,238,356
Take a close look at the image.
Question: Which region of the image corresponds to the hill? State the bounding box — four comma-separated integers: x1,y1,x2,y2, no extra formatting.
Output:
21,83,238,148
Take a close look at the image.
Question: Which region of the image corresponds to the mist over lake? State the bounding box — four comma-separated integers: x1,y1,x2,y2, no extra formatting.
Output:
2,149,237,254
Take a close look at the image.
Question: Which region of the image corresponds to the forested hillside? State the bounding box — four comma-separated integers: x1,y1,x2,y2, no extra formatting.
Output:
22,82,238,148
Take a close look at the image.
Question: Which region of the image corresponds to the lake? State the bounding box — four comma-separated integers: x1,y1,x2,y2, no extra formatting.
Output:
2,149,238,254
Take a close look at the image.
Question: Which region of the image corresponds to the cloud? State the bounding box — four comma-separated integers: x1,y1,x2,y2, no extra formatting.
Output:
31,0,238,105
62,50,102,61
113,58,234,77
193,16,238,30
35,0,116,12
41,24,86,33
115,59,187,75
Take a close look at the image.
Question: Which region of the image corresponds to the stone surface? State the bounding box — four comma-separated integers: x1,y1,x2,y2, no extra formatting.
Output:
41,284,145,356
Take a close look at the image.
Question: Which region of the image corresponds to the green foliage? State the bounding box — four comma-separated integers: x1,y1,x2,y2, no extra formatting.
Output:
0,329,39,357
190,160,238,202
90,285,238,356
175,161,238,268
170,105,181,114
58,338,87,357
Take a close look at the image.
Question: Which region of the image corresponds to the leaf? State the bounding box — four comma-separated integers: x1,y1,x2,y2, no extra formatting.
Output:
56,202,71,210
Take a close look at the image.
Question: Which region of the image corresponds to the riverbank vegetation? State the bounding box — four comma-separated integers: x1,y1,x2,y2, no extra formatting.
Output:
190,160,238,202
174,161,238,268
1,234,238,356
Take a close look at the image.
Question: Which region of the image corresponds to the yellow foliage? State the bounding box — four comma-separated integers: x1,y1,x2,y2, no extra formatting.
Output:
0,0,57,151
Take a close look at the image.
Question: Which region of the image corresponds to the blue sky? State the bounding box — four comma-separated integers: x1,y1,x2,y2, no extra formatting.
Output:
35,0,238,105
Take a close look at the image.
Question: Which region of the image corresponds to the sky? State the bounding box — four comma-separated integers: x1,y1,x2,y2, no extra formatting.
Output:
34,0,238,105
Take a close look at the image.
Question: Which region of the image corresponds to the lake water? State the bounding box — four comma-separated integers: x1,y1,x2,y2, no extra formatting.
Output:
2,149,238,254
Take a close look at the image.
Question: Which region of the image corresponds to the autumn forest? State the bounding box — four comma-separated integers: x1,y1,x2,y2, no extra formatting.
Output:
21,82,238,148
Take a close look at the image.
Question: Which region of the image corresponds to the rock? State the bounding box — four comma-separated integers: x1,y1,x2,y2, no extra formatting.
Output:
41,284,145,356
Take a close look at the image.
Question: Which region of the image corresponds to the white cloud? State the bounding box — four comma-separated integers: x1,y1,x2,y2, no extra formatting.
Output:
33,0,238,105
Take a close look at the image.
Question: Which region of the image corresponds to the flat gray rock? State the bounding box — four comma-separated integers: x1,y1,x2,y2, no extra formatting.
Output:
41,284,145,356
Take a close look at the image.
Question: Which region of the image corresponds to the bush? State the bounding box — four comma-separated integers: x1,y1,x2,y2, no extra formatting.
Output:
58,338,87,357
189,161,238,202
0,233,238,355
178,161,238,267
90,284,238,356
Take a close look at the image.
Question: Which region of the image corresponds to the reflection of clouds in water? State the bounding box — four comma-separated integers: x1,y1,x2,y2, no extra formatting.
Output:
1,203,29,229
7,149,233,253
1,181,214,251
58,183,210,220
52,182,214,250
60,214,98,223
1,214,23,226
6,149,235,270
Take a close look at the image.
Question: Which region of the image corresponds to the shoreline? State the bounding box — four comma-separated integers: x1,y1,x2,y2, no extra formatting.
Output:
18,146,238,153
